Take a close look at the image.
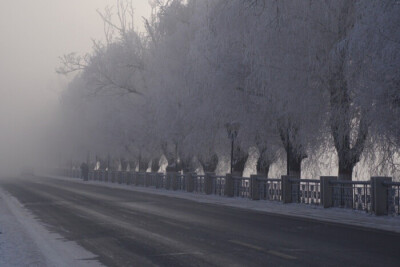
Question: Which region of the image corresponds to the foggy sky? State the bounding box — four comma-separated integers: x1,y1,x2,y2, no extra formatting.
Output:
0,1,151,174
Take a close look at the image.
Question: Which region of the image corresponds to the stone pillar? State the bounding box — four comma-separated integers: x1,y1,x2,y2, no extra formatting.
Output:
126,172,131,185
320,176,337,208
371,177,392,216
110,171,115,183
123,171,126,184
140,172,145,186
117,171,122,184
161,173,166,189
166,173,172,189
134,172,140,186
186,173,194,192
204,173,214,195
282,175,297,204
155,173,161,188
250,175,260,200
171,173,178,191
145,173,150,187
225,174,234,197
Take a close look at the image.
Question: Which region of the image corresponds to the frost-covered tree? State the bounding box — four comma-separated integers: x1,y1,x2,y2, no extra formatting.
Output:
55,0,400,180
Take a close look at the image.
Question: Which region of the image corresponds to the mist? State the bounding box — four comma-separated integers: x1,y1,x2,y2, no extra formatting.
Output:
1,0,399,180
0,1,399,266
0,0,150,175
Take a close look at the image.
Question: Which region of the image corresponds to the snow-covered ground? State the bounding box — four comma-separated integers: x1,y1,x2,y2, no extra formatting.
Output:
0,187,103,267
47,175,400,234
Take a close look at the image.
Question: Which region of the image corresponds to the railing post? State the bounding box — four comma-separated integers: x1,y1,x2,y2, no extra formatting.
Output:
204,173,214,195
149,173,155,187
225,174,234,197
250,175,260,200
281,175,295,204
155,173,161,188
371,177,392,216
134,172,139,186
186,172,194,192
166,172,172,189
153,173,158,187
171,172,178,190
110,171,114,183
117,171,121,184
320,176,337,208
145,172,150,187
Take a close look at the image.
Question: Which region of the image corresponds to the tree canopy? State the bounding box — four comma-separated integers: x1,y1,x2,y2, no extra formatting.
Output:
56,0,400,180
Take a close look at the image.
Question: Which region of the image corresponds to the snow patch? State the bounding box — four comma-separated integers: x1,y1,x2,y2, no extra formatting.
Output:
0,187,103,267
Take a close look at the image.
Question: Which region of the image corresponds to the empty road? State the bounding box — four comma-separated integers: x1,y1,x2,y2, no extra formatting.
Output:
1,175,399,266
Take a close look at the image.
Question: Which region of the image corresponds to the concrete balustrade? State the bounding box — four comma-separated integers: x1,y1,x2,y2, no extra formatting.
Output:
250,175,260,200
166,173,172,189
225,174,234,197
320,176,338,208
171,173,178,190
57,168,399,217
145,173,150,187
204,173,214,195
186,172,194,192
281,175,298,204
371,177,392,216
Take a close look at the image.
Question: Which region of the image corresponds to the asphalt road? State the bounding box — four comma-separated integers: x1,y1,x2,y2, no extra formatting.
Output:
1,175,399,267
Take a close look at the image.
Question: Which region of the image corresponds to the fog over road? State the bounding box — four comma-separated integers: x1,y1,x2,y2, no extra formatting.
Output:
1,175,399,267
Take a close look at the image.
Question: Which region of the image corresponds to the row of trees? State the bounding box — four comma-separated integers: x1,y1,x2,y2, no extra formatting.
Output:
56,0,400,180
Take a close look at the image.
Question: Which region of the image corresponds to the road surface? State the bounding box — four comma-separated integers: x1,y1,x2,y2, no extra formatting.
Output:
1,175,399,266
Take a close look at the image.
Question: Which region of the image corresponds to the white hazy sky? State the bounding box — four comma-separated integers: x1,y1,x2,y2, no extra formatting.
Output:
0,0,151,173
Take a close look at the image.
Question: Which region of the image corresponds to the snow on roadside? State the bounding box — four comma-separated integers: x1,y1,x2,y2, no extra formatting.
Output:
46,175,400,234
0,189,46,266
0,187,103,267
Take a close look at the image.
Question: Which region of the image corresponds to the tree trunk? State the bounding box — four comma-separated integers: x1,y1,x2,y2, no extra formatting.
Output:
137,155,148,172
232,145,248,177
151,157,160,172
278,122,307,179
256,149,270,177
199,154,218,173
162,142,179,172
338,164,353,181
329,51,368,181
287,153,302,178
120,158,128,171
180,157,193,173
256,158,270,177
